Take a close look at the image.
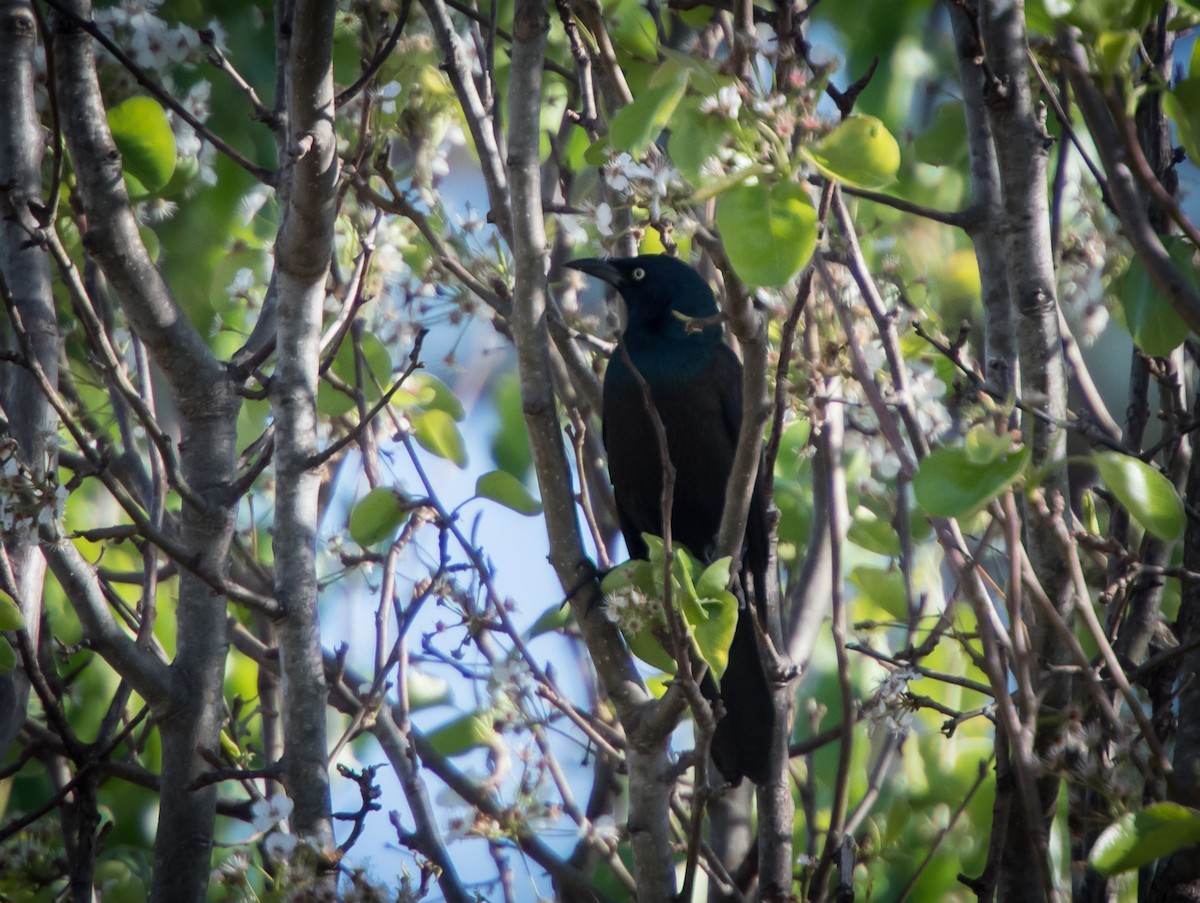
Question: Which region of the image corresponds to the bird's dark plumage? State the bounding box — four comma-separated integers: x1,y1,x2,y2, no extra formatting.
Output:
567,254,774,786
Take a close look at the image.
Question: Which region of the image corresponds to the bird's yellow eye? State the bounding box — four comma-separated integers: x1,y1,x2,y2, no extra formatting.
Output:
632,267,645,281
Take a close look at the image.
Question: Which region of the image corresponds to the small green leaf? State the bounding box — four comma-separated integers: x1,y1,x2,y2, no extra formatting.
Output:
489,374,534,481
600,558,656,599
413,409,468,467
716,180,818,287
689,162,768,204
803,114,901,190
320,331,395,417
0,637,15,675
672,545,700,598
849,567,907,620
688,591,737,680
963,426,1019,465
624,622,678,673
913,444,1030,518
1120,237,1195,357
1093,29,1141,76
107,96,176,195
609,69,690,155
1090,803,1200,876
610,4,658,61
475,471,542,515
644,672,672,699
1164,80,1200,173
0,593,25,631
408,668,453,709
528,603,574,638
848,506,900,557
913,101,967,168
408,373,466,421
668,97,731,184
695,557,733,600
1093,451,1184,541
348,487,411,546
426,711,500,757
584,135,612,167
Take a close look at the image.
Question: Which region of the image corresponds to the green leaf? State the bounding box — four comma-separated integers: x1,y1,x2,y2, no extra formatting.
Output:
1093,451,1184,541
426,711,501,757
913,443,1030,518
0,637,15,675
584,135,612,167
408,668,453,709
687,591,737,680
0,593,25,631
107,96,176,195
716,180,818,287
689,162,768,204
610,4,658,61
913,101,967,168
320,331,394,417
1093,30,1140,76
1119,237,1195,356
348,487,411,546
640,224,691,259
488,374,534,481
413,409,468,467
848,506,900,557
609,68,690,155
1164,79,1200,169
624,621,678,673
1059,0,1164,34
408,373,466,421
1090,803,1200,876
668,97,731,184
963,425,1019,465
600,558,657,599
803,114,901,190
528,603,574,638
849,567,907,620
475,471,542,515
694,557,733,599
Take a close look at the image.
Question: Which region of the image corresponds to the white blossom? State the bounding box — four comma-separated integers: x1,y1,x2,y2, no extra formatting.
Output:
263,831,298,860
594,202,613,237
699,84,741,120
250,793,293,832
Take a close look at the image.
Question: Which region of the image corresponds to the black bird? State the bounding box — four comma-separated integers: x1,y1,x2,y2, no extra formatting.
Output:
566,254,774,786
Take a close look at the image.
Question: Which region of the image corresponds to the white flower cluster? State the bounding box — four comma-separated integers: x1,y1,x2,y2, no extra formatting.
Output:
94,0,201,72
602,152,680,203
864,665,921,734
486,657,531,723
92,1,222,187
172,80,218,188
0,445,65,540
698,84,742,120
604,581,663,638
250,792,297,859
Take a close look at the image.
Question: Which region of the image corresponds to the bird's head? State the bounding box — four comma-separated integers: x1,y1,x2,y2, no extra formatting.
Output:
565,255,722,347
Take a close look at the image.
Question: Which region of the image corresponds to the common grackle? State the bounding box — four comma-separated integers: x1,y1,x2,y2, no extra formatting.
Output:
566,254,774,786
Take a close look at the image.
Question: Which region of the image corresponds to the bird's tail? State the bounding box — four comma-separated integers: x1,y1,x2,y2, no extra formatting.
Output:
708,605,774,786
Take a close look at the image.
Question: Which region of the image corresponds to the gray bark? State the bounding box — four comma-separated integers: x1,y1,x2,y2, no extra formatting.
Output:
271,0,338,856
507,2,678,898
49,2,241,898
0,0,56,755
979,2,1073,899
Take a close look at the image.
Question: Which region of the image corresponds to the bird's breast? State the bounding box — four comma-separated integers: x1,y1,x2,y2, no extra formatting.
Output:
602,353,737,560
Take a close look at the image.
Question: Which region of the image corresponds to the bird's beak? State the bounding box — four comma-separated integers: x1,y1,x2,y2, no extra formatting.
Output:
564,257,623,287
